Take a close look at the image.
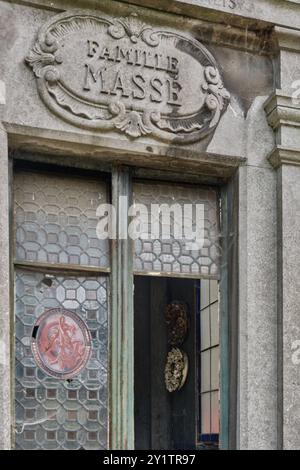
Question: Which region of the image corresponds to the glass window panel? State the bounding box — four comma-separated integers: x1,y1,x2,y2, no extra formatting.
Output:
211,391,220,434
201,393,211,435
200,307,210,351
14,171,110,268
15,269,108,450
210,302,219,347
200,280,210,310
201,350,211,393
209,280,219,304
211,346,220,390
133,182,220,276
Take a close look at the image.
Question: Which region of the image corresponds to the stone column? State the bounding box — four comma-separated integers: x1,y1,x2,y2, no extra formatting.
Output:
0,123,11,450
237,101,278,449
265,26,300,450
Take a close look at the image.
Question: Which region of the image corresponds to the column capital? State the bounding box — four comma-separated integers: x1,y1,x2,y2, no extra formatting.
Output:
265,90,300,130
267,146,300,169
264,90,300,168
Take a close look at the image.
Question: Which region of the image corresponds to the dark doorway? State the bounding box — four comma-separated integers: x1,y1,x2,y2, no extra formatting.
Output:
134,276,197,450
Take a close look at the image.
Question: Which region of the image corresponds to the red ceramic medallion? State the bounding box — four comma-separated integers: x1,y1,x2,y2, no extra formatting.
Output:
31,308,92,379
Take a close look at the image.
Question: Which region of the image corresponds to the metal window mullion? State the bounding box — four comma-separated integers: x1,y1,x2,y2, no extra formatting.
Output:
110,167,134,450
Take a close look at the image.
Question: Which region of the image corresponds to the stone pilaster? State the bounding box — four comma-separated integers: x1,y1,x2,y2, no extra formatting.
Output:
265,26,300,450
0,123,12,450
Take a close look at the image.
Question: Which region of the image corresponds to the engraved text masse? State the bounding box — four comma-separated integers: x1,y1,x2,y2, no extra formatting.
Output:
83,40,182,107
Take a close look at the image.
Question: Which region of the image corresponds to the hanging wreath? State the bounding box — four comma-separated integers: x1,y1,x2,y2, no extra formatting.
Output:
165,301,189,346
164,347,189,393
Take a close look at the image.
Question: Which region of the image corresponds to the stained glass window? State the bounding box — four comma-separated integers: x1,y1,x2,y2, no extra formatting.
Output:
15,270,108,450
13,165,223,450
133,182,220,277
14,168,110,450
14,170,110,268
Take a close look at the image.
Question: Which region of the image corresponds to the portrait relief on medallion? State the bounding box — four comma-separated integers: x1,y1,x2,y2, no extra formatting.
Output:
25,11,230,143
31,308,92,379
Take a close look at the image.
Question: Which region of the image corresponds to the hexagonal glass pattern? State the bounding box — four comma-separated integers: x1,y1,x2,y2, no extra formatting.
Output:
15,269,108,450
14,171,110,268
133,182,220,277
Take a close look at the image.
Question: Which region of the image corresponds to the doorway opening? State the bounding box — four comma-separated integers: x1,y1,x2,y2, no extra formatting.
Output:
134,276,220,450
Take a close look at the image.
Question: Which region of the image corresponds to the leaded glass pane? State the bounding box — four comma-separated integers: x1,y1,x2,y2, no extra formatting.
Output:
201,350,211,393
200,307,210,351
210,280,219,304
14,171,109,268
15,269,108,450
200,280,210,309
198,279,220,446
201,393,211,435
210,303,219,347
211,392,220,434
133,182,220,277
211,347,219,390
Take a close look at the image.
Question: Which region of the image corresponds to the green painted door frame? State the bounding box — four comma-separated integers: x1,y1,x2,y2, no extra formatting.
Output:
110,167,134,449
109,167,231,450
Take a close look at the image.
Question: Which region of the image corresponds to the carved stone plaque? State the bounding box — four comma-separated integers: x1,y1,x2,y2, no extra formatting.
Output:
31,308,92,380
26,11,230,143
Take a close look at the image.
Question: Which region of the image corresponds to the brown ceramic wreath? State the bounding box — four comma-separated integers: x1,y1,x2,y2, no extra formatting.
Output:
165,301,189,346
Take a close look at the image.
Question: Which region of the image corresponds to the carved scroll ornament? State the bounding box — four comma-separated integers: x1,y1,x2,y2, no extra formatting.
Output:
26,11,230,143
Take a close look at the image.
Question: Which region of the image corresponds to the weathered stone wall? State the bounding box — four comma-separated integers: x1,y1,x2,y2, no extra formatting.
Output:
0,0,299,450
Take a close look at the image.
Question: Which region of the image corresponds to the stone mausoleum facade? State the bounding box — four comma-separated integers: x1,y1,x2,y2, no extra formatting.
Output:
1,0,300,451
